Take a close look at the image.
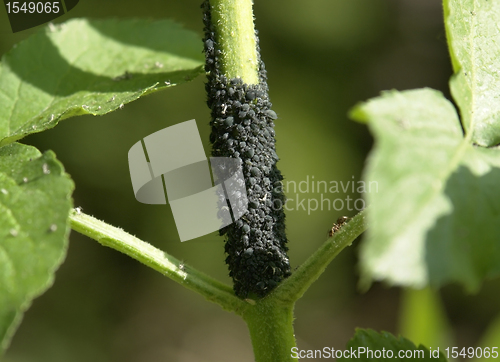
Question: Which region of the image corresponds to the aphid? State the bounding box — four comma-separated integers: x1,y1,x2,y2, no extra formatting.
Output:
328,216,351,237
202,0,291,298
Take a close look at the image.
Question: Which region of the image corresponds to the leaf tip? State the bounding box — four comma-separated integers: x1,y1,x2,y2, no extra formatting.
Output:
348,103,369,124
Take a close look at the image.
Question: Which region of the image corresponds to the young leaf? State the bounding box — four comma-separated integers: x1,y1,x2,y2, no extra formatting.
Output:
339,329,447,361
351,0,500,291
0,143,74,355
352,88,500,291
445,0,500,147
0,18,204,147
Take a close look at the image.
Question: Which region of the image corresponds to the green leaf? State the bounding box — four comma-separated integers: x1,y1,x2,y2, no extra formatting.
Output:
352,88,500,291
0,18,204,147
0,143,74,355
445,0,500,147
339,329,447,361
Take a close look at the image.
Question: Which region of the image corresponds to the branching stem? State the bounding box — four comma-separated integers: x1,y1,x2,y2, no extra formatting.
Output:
70,208,367,362
274,210,368,304
69,210,249,315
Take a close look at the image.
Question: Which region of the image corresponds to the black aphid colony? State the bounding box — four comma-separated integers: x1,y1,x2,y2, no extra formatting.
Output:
202,0,291,298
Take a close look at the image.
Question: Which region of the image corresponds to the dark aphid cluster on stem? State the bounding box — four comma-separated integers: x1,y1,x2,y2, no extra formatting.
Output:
202,0,291,298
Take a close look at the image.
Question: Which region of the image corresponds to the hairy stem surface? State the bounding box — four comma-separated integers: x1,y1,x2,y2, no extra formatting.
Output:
69,210,248,314
243,299,297,362
209,0,259,83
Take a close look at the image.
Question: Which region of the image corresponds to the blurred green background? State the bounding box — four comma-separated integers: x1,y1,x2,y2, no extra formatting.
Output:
1,0,499,361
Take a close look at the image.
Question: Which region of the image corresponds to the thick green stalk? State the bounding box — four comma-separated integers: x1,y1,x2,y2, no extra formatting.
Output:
204,0,292,298
237,211,367,361
242,299,296,362
210,0,259,84
204,2,368,360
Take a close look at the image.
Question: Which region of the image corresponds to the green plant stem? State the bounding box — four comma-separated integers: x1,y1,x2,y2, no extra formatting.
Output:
69,210,249,314
69,207,368,361
210,0,259,84
273,210,368,303
240,210,367,362
399,287,452,350
242,299,296,362
69,3,369,362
